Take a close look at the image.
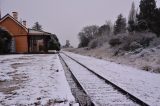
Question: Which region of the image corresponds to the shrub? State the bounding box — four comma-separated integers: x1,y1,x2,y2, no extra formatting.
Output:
153,67,160,73
132,32,156,47
140,36,153,47
88,35,110,49
149,37,160,47
0,27,12,54
129,42,142,51
0,38,4,53
142,65,152,71
88,39,98,49
114,32,156,51
48,39,60,51
109,38,121,47
122,43,132,51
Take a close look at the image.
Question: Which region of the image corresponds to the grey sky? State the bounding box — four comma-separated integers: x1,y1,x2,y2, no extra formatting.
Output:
0,0,160,47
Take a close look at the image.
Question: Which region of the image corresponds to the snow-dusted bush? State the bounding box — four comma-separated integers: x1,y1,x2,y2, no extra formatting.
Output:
109,32,156,51
138,33,156,47
149,37,160,47
88,36,110,49
109,38,122,47
122,32,155,47
153,67,160,73
142,65,152,71
129,42,142,51
88,39,98,49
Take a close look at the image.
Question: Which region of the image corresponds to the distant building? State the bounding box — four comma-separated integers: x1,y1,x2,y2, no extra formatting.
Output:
0,12,58,53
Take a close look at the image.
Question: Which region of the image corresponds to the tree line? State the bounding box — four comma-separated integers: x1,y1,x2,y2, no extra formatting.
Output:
78,0,160,50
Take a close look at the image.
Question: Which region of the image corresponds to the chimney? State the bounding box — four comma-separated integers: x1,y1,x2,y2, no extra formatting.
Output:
12,12,18,20
23,20,26,26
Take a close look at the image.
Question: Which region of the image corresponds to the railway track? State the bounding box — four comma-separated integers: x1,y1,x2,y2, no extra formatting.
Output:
59,52,149,106
59,53,95,106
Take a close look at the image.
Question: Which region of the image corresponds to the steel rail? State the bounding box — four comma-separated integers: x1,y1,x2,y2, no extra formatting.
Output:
61,52,149,106
59,53,96,106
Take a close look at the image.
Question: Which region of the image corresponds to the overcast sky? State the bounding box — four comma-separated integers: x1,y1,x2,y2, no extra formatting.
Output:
0,0,160,47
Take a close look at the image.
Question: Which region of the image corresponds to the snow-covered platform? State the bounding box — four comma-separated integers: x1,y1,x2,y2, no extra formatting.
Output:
63,51,160,106
0,54,75,106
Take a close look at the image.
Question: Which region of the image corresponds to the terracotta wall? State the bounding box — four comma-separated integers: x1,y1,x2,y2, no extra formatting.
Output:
0,17,28,53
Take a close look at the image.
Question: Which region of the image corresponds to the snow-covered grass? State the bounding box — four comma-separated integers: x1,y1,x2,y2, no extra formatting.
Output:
65,43,160,73
64,51,160,106
0,54,75,106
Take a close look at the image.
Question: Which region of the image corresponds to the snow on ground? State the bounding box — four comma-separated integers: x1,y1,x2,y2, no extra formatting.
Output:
64,51,160,106
64,44,160,73
60,53,138,106
127,45,160,72
0,55,24,81
0,54,75,106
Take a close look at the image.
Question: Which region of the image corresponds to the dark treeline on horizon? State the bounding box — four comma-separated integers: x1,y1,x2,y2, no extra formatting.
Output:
78,0,160,49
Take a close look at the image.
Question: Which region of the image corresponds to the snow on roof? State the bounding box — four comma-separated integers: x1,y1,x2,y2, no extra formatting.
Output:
28,29,52,35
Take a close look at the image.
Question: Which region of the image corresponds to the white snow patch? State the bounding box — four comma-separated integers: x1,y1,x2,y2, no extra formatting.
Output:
0,55,23,81
0,54,75,106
